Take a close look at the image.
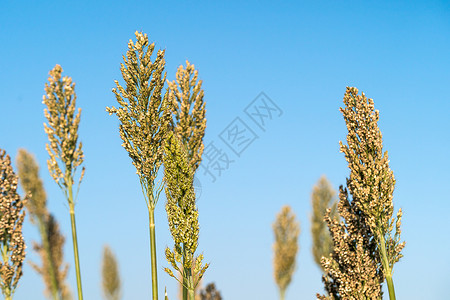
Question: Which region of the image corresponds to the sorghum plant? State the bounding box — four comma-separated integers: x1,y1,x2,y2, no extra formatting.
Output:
318,87,405,300
199,283,222,300
0,149,27,300
107,31,171,300
273,205,300,300
102,245,121,300
163,133,208,300
43,64,85,300
17,149,70,300
168,60,206,172
168,60,206,300
311,175,338,272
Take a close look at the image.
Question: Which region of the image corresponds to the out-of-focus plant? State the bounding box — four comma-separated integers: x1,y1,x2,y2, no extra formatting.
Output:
107,31,171,300
199,283,222,300
102,245,121,300
311,175,338,272
0,149,27,300
317,87,405,300
17,149,71,300
43,64,85,300
273,205,300,300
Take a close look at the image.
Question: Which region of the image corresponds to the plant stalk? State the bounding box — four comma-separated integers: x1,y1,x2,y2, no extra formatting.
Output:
68,180,83,300
187,266,195,300
279,288,286,300
379,233,396,300
149,208,158,300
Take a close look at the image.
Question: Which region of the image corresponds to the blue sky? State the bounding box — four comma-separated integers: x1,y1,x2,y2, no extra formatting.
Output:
1,0,450,299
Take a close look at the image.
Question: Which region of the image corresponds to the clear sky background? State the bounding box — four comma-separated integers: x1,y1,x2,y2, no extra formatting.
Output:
1,1,450,299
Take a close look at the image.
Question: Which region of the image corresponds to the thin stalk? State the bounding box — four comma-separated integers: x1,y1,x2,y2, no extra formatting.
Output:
68,180,83,300
279,288,286,300
379,234,396,300
38,219,60,300
187,272,195,300
148,208,158,300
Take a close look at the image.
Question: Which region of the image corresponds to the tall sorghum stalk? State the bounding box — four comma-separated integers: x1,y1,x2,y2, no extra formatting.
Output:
168,60,206,300
43,64,85,300
311,175,338,273
273,205,300,300
317,87,405,300
163,133,208,300
102,245,121,300
17,149,71,300
0,150,27,300
107,31,171,300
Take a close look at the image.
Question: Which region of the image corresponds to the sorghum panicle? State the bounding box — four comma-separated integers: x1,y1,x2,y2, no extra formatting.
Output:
102,245,121,300
273,205,300,300
168,60,206,172
107,31,172,207
163,133,208,289
318,87,405,299
43,64,84,191
0,149,27,299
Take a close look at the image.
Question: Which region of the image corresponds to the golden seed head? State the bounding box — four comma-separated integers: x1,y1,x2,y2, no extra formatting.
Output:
0,149,27,297
168,60,207,172
42,64,84,193
318,87,405,299
107,32,171,206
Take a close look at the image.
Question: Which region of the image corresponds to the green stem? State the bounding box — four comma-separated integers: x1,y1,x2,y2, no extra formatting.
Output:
67,176,83,300
38,218,61,300
149,208,158,300
187,267,195,300
385,275,396,300
379,234,396,300
279,288,286,300
69,205,83,300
